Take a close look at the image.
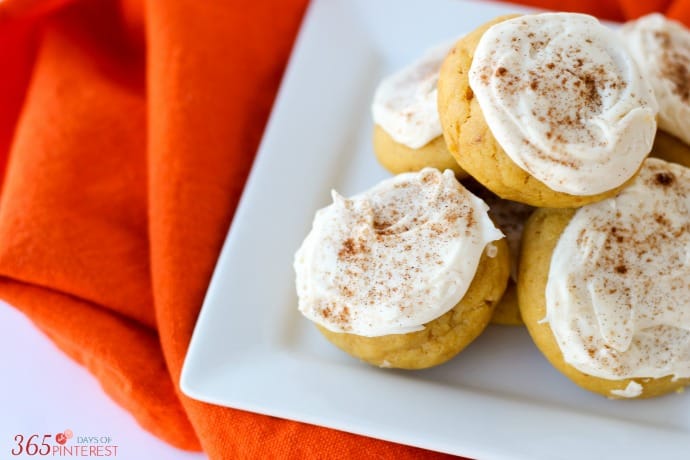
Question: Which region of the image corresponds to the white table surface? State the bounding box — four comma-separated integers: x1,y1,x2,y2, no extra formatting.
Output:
0,300,208,460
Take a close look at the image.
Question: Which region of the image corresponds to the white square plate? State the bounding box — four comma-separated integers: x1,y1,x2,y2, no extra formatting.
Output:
180,1,690,458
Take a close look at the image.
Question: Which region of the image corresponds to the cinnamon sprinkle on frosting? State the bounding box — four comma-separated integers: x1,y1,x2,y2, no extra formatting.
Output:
470,13,657,195
545,158,690,380
620,13,690,145
294,169,504,337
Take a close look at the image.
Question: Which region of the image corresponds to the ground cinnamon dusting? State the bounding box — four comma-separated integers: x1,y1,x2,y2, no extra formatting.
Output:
313,170,493,334
655,30,690,103
655,172,674,186
563,162,690,380
338,237,369,260
473,22,634,177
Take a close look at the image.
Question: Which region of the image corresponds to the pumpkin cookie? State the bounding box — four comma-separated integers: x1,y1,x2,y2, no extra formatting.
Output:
621,14,690,151
372,43,465,176
519,158,690,398
294,168,509,369
438,13,657,207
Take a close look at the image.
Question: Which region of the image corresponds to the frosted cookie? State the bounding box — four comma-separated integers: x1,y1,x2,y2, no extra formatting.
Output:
294,168,509,369
464,179,533,326
621,14,690,152
519,158,690,398
372,43,465,176
438,13,658,207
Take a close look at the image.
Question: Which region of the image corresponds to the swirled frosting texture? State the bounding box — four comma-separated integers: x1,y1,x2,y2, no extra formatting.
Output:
372,42,452,149
545,158,690,380
294,168,503,337
469,13,657,195
620,14,690,145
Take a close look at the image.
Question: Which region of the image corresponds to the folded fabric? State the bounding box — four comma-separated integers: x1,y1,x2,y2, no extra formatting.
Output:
0,0,688,458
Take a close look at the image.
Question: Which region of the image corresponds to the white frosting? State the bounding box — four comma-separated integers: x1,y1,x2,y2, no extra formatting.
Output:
545,158,690,380
294,168,503,337
620,14,690,145
610,381,643,398
372,42,452,149
469,13,657,195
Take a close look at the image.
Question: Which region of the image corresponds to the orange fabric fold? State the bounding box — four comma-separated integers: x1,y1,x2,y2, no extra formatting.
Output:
0,0,687,458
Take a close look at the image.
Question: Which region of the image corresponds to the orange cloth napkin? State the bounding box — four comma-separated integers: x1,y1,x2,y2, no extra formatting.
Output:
1,0,689,458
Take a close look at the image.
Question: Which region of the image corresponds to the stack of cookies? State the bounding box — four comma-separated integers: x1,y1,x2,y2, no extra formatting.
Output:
294,12,690,400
